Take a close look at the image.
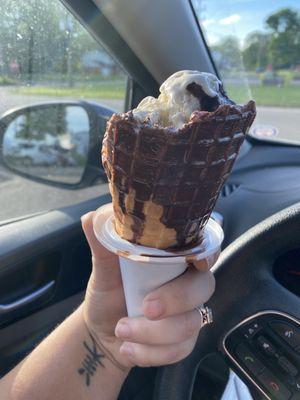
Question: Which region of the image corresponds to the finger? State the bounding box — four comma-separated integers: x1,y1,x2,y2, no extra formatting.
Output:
143,268,215,320
115,310,202,345
119,337,197,367
187,249,220,272
81,212,114,261
81,212,121,291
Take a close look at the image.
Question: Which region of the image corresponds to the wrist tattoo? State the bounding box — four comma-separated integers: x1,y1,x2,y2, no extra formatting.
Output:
78,333,105,386
78,323,129,386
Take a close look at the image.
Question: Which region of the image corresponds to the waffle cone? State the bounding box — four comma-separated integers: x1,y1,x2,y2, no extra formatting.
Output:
102,101,256,249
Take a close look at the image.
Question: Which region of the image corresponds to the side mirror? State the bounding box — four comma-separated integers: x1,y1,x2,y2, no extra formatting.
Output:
0,101,113,188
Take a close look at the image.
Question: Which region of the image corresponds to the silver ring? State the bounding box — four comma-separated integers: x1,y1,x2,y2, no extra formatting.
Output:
195,305,213,326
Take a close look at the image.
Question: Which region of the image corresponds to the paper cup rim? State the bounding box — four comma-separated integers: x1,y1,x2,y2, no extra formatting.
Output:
93,203,224,264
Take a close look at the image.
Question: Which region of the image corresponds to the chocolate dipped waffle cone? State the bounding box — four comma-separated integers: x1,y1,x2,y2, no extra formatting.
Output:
102,100,256,249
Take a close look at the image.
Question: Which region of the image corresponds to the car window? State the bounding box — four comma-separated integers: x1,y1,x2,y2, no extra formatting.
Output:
191,0,300,143
0,0,127,223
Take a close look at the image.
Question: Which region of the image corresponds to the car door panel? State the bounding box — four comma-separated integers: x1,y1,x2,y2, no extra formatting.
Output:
0,193,110,376
0,292,83,377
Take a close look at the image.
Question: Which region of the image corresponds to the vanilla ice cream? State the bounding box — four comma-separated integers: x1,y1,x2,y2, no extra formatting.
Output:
133,70,224,128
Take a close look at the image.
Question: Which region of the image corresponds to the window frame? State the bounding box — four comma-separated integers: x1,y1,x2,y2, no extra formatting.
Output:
61,0,159,110
188,0,221,80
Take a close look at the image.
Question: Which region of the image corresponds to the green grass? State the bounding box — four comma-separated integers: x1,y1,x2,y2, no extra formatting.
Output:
10,80,300,108
14,82,126,100
227,84,300,107
34,73,125,83
0,76,16,85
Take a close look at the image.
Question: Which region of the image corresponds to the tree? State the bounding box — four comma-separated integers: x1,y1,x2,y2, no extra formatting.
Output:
265,8,300,69
0,0,121,83
0,0,70,80
211,36,242,72
243,32,270,70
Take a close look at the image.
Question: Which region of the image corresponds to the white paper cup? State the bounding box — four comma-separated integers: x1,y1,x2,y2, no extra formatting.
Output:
93,203,224,317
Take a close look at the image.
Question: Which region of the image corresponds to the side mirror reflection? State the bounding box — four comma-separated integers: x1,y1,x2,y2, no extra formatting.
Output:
2,104,90,185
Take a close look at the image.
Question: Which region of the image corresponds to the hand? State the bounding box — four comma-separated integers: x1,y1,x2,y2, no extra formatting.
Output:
81,211,215,369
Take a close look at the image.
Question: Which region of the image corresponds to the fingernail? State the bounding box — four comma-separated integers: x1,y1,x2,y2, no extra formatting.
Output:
144,299,164,318
120,343,134,357
116,322,131,338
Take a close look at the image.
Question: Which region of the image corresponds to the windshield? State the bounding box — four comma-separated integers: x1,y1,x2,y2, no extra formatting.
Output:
191,0,300,143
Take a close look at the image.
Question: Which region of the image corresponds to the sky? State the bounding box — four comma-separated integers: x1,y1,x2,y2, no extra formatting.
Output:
192,0,299,48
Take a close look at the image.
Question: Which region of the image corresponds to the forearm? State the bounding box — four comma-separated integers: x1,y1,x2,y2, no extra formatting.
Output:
2,304,129,400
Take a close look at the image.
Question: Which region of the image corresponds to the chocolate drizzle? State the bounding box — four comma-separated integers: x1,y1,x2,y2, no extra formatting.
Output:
131,200,145,243
102,99,256,249
186,82,235,112
118,191,126,214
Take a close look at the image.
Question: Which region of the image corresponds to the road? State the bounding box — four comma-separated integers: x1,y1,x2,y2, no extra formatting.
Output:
254,106,300,142
0,166,109,223
0,88,124,115
0,89,299,222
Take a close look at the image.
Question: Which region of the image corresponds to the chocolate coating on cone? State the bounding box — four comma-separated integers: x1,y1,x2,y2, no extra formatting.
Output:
102,100,256,249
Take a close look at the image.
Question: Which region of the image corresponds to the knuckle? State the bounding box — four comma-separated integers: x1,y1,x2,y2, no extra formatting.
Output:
208,273,216,294
135,358,149,367
183,313,200,339
128,319,148,342
128,319,138,336
166,346,188,365
174,342,194,364
165,346,181,364
177,286,191,311
198,272,215,302
131,348,149,367
182,342,194,359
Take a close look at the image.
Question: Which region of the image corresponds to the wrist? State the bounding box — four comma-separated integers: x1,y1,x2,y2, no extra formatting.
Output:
81,303,132,375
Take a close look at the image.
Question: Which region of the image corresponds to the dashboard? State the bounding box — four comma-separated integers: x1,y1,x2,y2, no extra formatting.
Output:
215,139,300,248
202,138,300,400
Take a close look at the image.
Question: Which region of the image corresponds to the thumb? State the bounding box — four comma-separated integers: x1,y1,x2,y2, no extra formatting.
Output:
81,211,113,261
81,211,121,290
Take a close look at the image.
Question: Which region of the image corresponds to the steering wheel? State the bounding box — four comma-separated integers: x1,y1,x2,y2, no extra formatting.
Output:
154,202,300,400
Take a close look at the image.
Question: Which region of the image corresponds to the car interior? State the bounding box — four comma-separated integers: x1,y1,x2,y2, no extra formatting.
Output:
0,0,299,399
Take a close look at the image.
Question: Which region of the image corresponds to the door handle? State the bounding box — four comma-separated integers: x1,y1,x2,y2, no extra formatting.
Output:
0,280,55,315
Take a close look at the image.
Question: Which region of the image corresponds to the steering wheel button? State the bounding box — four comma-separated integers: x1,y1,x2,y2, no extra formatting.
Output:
243,321,261,339
278,356,298,377
235,343,264,376
270,322,300,348
287,376,300,393
257,370,291,400
257,335,277,356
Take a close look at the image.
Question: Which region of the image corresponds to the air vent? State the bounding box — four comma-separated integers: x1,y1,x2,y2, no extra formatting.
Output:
221,183,240,197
